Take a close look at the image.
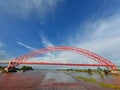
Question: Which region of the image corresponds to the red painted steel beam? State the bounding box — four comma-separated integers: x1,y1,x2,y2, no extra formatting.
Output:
8,46,117,70
17,62,114,67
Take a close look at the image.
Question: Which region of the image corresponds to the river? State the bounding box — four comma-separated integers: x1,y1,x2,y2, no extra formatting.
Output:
0,70,120,90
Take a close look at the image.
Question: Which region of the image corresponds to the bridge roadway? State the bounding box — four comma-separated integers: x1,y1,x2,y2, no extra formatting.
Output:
17,62,114,67
0,62,117,67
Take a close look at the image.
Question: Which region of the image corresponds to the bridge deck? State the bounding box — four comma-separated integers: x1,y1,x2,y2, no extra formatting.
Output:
17,62,113,67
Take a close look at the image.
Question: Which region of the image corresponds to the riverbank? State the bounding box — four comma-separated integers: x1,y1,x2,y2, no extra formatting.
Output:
0,66,33,73
74,76,115,90
75,76,120,90
64,71,120,90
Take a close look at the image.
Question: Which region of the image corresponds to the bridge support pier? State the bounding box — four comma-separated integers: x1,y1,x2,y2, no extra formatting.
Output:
110,70,118,74
5,67,17,72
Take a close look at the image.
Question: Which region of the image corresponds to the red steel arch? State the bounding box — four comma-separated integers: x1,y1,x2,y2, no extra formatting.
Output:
8,46,117,70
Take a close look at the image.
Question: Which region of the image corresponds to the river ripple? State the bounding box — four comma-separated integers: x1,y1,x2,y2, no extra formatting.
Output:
0,70,81,90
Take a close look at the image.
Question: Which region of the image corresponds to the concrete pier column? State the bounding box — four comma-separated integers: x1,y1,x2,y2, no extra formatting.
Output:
5,67,17,72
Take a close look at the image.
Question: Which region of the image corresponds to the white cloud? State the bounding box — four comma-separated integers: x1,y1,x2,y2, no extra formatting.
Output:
0,49,10,60
31,33,81,64
73,13,120,64
0,50,5,53
34,13,120,65
0,0,64,22
17,41,35,50
0,60,9,63
39,33,54,47
39,32,55,58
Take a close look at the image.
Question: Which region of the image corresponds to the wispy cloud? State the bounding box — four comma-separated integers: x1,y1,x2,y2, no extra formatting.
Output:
72,13,120,64
20,13,120,65
0,50,10,60
39,32,55,58
32,33,97,64
17,41,35,50
35,13,120,65
0,0,64,23
39,32,54,47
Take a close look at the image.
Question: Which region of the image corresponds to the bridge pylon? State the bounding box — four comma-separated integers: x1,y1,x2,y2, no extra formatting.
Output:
5,61,17,72
109,67,118,74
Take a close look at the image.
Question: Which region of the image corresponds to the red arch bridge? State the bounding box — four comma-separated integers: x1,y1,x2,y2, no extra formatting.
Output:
6,46,117,72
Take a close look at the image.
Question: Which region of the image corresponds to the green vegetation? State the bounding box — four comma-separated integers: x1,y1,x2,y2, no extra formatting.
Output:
0,66,6,73
20,66,33,71
74,69,92,72
99,82,120,90
76,76,96,82
57,69,74,72
0,65,33,73
57,68,111,75
0,66,6,70
57,69,93,72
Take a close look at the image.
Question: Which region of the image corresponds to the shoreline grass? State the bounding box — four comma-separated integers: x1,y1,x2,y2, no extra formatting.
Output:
76,76,96,82
76,75,120,90
99,82,120,90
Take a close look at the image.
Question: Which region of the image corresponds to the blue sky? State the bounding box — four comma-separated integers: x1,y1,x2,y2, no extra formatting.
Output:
0,0,120,65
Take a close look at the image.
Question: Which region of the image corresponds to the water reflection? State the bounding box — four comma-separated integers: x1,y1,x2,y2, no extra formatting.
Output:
0,71,46,90
0,70,120,90
42,71,78,84
0,70,80,90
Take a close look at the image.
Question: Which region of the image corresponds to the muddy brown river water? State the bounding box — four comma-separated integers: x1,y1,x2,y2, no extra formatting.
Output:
0,70,120,90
